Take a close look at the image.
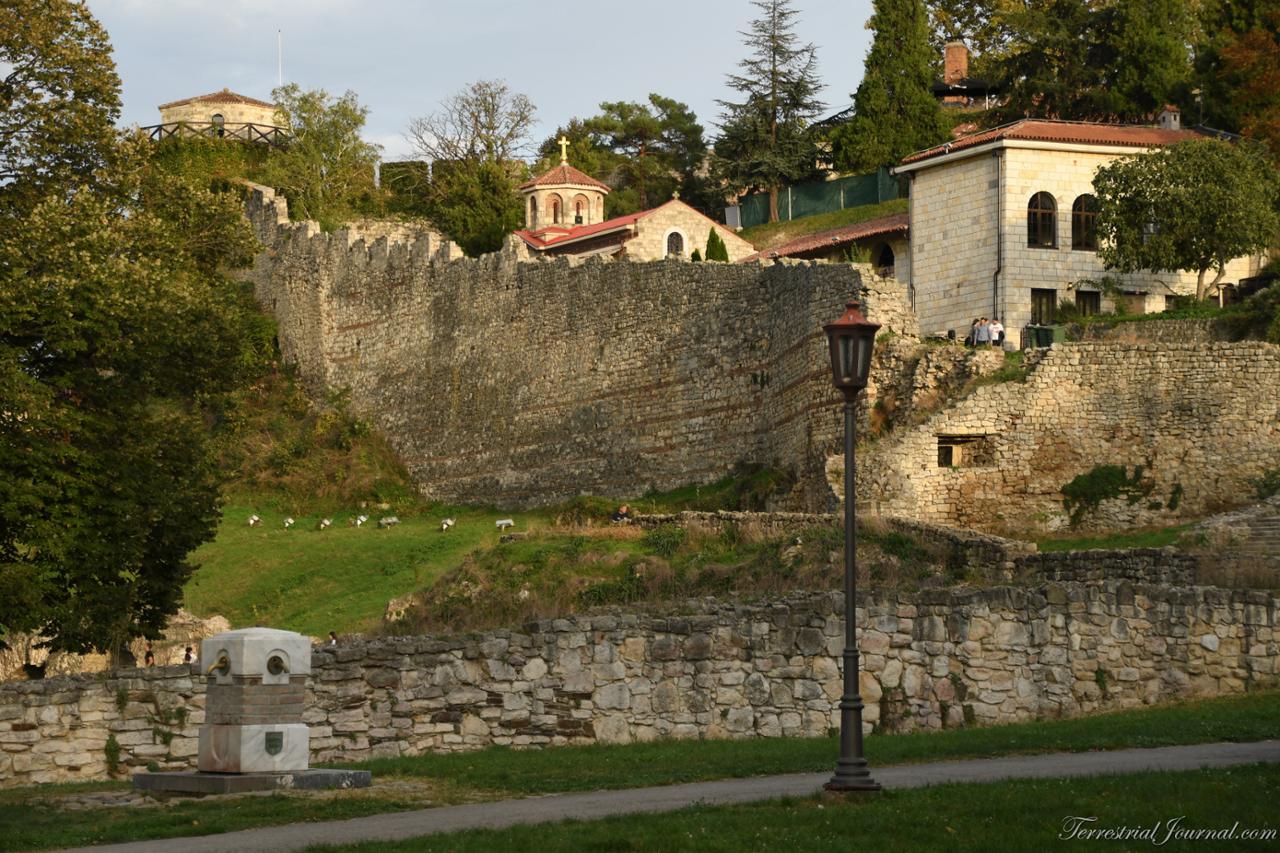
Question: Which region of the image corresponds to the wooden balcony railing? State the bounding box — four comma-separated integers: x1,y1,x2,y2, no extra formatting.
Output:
142,122,289,147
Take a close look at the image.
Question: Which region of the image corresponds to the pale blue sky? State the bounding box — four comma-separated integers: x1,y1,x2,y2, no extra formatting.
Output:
87,0,875,160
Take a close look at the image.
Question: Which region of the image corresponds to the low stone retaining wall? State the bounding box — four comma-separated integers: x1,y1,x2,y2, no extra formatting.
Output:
3,577,1276,787
636,511,1037,579
1015,548,1198,586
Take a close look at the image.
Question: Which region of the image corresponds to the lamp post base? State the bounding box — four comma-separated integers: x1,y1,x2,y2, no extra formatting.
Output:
824,758,881,792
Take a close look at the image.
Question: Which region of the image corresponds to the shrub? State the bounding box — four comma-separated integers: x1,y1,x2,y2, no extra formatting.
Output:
1250,467,1280,501
642,524,687,559
1060,464,1154,527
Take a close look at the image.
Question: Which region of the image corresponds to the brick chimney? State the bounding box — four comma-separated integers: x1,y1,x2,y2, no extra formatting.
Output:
944,42,969,85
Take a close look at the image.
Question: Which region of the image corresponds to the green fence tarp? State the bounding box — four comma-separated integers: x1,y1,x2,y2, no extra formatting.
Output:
736,168,900,229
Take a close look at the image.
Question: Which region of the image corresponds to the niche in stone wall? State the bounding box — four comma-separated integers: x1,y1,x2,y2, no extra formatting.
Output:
937,435,994,468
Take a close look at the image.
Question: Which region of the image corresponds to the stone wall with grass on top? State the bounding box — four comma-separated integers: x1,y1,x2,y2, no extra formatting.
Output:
4,570,1277,787
859,341,1280,534
240,185,918,511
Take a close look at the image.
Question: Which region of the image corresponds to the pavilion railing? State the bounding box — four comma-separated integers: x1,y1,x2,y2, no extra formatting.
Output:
142,122,289,147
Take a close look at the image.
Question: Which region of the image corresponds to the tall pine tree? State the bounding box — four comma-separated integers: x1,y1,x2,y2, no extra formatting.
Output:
714,0,825,222
832,0,948,172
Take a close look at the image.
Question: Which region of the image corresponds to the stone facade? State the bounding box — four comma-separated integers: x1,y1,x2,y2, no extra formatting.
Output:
904,143,1264,341
861,341,1280,532
157,90,277,128
619,200,756,262
4,575,1276,787
241,184,913,509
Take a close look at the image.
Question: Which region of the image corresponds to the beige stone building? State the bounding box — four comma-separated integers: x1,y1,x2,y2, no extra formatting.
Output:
515,147,754,262
893,116,1266,342
153,89,283,143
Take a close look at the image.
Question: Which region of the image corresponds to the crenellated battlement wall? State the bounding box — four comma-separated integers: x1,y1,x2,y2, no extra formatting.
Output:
240,184,916,508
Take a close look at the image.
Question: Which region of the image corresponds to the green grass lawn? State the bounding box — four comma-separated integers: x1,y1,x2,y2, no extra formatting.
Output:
3,691,1276,852
738,199,908,251
1036,524,1190,553
185,503,545,636
303,764,1280,853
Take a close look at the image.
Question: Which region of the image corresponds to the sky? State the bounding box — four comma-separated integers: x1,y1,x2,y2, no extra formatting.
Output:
87,0,876,161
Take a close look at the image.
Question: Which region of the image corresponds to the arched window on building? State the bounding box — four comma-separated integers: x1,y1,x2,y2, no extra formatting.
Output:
667,231,684,257
550,195,562,224
211,113,225,138
875,243,895,277
1071,194,1099,251
573,194,590,225
1027,192,1057,248
529,196,538,228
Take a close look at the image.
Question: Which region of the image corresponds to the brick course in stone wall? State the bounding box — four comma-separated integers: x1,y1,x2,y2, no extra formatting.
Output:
4,575,1276,787
241,185,916,510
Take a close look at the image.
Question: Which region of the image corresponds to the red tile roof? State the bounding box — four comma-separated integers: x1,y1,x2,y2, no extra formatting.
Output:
741,213,909,262
518,163,611,192
158,88,276,110
515,209,645,250
901,119,1205,165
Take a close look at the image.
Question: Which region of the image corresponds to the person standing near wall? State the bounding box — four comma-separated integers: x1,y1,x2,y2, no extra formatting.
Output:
975,318,991,347
990,317,1004,347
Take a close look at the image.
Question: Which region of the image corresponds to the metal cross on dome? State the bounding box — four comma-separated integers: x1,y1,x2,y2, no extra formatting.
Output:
558,135,570,164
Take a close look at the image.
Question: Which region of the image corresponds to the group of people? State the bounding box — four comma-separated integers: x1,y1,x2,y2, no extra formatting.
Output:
141,642,195,667
965,317,1004,347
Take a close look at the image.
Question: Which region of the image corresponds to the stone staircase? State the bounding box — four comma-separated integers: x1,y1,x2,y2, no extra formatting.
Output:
1186,497,1280,584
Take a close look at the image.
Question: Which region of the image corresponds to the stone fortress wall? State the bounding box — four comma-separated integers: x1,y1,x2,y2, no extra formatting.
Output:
241,184,916,509
860,341,1280,533
3,569,1276,787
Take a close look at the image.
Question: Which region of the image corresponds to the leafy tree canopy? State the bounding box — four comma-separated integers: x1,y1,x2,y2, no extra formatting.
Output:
1,2,272,658
0,0,121,215
988,0,1192,123
1092,138,1280,300
258,84,381,228
538,95,712,217
405,80,536,255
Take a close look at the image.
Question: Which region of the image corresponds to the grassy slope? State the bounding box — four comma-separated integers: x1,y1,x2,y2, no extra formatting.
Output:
738,198,908,251
185,505,550,636
1035,524,1190,553
3,690,1277,852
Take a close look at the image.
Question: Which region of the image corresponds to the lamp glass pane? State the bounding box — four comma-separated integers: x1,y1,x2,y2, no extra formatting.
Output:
838,335,854,384
857,333,873,384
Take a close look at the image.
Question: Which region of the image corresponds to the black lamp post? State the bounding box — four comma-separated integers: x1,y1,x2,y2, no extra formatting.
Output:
822,300,881,793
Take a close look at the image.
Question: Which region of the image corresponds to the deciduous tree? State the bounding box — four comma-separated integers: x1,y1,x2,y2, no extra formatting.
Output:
259,84,381,226
1092,138,1280,300
0,0,120,216
714,0,825,222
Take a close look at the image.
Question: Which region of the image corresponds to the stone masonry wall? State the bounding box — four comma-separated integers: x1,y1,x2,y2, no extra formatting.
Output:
241,185,915,510
861,341,1280,533
4,579,1276,787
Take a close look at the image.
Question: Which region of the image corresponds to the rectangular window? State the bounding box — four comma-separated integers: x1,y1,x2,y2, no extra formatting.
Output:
1075,290,1101,316
1031,288,1057,325
937,436,995,468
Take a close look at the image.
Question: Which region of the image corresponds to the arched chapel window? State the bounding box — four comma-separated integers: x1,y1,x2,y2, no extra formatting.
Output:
667,232,684,256
1027,192,1057,249
211,113,225,138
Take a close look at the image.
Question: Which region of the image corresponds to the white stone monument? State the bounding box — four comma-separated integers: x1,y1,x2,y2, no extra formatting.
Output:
134,627,369,794
199,627,311,773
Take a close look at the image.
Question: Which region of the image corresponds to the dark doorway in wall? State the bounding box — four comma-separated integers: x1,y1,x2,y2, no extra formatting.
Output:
1075,290,1101,316
1031,288,1057,325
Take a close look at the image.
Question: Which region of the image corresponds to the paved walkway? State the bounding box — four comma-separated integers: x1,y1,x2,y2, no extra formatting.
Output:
60,740,1280,853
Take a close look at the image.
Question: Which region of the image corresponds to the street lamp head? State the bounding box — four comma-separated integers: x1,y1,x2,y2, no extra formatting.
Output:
824,300,881,396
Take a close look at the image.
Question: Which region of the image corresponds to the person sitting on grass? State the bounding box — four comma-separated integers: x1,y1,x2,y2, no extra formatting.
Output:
610,505,633,524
